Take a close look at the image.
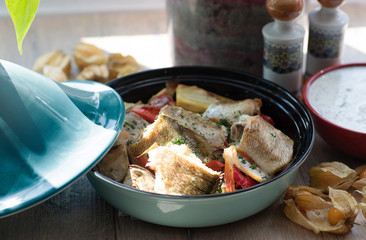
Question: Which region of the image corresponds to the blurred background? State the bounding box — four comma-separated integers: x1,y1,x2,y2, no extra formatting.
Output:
0,0,365,75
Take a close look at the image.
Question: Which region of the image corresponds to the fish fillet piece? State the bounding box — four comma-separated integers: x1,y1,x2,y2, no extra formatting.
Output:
147,144,221,195
96,144,129,182
123,164,155,192
203,99,262,125
128,114,216,164
233,115,294,175
122,112,149,144
160,105,228,149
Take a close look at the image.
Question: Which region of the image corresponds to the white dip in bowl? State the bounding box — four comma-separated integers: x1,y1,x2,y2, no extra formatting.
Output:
307,66,366,133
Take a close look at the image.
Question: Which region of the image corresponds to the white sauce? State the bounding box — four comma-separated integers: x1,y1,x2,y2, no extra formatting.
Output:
308,66,366,133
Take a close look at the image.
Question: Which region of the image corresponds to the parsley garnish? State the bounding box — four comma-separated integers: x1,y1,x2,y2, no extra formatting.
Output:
250,164,257,170
172,138,186,145
219,118,230,128
238,154,247,164
125,121,135,129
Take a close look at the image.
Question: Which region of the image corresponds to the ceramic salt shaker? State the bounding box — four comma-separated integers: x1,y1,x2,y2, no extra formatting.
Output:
262,0,305,94
305,0,348,78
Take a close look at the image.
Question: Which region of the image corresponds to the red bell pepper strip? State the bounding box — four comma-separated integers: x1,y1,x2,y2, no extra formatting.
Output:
135,154,149,168
131,108,158,123
206,160,225,172
233,165,257,189
260,113,275,126
131,94,176,123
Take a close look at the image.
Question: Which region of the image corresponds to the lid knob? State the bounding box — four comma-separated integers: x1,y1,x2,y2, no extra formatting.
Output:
318,0,344,8
266,0,303,21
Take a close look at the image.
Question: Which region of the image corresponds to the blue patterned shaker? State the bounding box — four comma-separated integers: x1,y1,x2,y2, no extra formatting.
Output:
305,0,348,78
262,0,305,95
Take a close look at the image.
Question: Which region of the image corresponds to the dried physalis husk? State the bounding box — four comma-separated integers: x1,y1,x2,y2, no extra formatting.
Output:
116,64,140,78
33,50,71,75
73,42,108,69
356,186,366,218
284,187,358,234
352,164,366,191
309,162,357,192
43,65,68,82
76,64,109,83
108,53,139,79
284,186,330,211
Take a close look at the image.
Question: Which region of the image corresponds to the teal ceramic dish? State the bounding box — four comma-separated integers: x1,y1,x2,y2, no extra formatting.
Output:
87,66,314,227
0,60,125,218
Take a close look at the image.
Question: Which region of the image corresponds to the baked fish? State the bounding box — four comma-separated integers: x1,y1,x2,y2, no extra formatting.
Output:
160,105,228,149
232,115,294,175
128,114,216,164
203,99,262,125
123,164,155,192
147,144,221,195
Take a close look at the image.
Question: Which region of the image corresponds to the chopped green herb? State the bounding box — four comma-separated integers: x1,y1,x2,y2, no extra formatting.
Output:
219,118,230,127
250,164,257,170
238,154,247,164
172,138,186,145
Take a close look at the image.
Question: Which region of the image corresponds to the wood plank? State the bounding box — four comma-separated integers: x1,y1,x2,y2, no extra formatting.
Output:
115,213,187,240
0,176,115,240
191,133,366,239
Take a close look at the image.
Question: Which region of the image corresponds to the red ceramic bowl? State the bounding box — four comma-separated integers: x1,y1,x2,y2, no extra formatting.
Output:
303,63,366,159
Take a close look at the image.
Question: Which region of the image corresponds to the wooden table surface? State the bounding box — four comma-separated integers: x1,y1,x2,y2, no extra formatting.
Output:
1,1,366,239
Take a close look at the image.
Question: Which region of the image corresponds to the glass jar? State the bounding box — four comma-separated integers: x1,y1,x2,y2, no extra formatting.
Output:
167,0,272,76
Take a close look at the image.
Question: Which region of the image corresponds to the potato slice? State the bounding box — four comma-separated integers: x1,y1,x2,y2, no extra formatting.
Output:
176,84,232,113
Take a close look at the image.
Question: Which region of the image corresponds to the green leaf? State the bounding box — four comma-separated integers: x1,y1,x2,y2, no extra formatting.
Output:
5,0,40,54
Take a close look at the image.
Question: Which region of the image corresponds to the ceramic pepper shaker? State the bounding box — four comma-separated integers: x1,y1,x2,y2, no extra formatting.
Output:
262,0,305,94
305,0,348,78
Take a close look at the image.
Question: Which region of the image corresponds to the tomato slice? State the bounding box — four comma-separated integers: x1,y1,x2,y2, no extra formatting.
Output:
206,160,225,172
